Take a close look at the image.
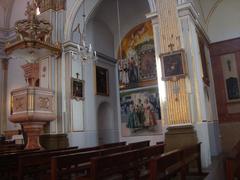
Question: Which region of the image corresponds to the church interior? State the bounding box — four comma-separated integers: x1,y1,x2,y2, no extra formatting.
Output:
0,0,240,179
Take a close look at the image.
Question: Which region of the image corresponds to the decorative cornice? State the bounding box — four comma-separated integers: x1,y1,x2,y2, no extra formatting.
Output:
177,2,198,19
97,52,117,65
145,12,158,19
62,41,78,52
177,2,210,43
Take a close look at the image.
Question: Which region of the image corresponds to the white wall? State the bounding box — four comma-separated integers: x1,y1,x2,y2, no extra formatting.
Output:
0,6,5,27
9,0,28,28
86,19,114,57
204,0,240,42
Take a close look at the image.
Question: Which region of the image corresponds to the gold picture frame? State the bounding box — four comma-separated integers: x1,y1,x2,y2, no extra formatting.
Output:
95,65,109,96
71,78,84,101
160,49,187,81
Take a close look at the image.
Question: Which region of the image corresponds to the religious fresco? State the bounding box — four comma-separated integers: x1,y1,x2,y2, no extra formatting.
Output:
118,21,157,90
120,87,162,136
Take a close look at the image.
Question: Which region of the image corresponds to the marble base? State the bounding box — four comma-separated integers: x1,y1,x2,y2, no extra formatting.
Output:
164,125,198,152
22,122,45,149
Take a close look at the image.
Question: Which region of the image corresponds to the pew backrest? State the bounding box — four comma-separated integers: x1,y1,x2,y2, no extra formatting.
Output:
149,149,183,180
128,140,150,150
100,141,126,149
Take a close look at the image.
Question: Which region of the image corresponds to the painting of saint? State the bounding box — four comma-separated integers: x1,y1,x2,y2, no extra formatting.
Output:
161,49,186,80
96,66,109,96
72,78,84,101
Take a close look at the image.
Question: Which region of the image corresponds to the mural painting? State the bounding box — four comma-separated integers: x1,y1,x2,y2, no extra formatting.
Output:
118,21,157,90
120,87,162,136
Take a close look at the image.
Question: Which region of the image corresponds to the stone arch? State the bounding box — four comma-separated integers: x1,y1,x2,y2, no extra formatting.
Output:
64,0,103,41
64,0,155,41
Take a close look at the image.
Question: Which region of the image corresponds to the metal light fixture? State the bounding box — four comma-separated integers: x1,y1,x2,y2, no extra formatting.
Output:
73,0,97,63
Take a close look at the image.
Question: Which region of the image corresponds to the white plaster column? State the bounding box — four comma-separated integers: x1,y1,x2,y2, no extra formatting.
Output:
61,42,84,132
37,7,66,134
0,58,9,134
178,3,212,167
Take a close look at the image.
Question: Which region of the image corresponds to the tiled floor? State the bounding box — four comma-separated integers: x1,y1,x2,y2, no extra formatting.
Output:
204,156,226,180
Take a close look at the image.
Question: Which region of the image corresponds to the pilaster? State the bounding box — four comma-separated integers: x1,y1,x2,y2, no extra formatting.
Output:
177,3,217,167
62,41,84,133
0,58,9,134
157,0,191,126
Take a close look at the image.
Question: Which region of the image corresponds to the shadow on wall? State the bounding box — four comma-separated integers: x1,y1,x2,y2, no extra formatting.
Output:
97,102,118,145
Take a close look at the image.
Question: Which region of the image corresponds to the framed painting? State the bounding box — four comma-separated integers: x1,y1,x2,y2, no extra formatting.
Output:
160,49,186,81
72,78,84,101
120,86,162,136
95,66,109,96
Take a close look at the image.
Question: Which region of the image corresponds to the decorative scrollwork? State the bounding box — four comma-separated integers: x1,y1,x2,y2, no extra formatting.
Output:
39,97,50,109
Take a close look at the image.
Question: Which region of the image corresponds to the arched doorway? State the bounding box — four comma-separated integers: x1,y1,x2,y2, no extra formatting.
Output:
97,102,116,145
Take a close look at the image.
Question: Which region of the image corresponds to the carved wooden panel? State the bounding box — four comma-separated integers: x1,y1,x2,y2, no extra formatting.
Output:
210,38,240,123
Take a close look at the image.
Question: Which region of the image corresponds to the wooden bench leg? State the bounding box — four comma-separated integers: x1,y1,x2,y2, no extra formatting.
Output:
197,156,203,174
226,159,234,180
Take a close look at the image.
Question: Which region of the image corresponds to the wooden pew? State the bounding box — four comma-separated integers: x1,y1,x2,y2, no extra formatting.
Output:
18,143,127,180
181,143,202,175
128,140,150,150
100,141,126,148
0,144,24,153
17,148,86,180
51,145,130,180
148,149,185,180
86,150,140,180
75,141,126,153
76,144,164,180
225,140,240,180
0,147,78,180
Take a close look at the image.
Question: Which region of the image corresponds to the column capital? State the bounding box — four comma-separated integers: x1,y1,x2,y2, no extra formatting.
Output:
146,12,159,25
177,3,210,44
177,2,199,19
62,41,79,53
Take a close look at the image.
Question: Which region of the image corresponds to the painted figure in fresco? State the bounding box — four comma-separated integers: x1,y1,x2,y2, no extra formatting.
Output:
127,48,139,84
136,99,145,127
119,61,124,84
122,63,129,85
143,98,157,127
127,103,140,129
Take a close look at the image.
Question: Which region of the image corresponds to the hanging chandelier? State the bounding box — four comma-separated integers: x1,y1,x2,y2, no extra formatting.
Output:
73,0,97,63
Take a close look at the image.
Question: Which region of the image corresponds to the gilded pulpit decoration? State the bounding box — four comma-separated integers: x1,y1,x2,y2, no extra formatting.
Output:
15,97,25,111
36,0,66,13
39,97,50,109
5,0,60,150
5,0,61,59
